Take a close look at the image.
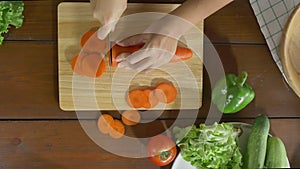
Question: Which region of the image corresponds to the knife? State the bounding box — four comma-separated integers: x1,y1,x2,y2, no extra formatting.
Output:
107,34,113,82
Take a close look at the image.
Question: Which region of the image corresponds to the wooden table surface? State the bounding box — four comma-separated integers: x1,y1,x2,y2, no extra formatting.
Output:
0,0,299,168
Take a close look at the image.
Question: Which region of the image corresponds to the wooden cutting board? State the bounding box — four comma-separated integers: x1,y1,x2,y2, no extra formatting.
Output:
58,2,203,111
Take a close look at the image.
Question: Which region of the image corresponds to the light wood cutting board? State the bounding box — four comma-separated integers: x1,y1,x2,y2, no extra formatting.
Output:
58,2,203,111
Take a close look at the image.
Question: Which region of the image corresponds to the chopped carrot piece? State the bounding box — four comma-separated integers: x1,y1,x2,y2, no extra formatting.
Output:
121,110,141,126
71,55,83,75
81,33,106,54
154,82,177,104
126,89,147,108
97,114,114,134
80,30,97,47
109,119,125,139
71,53,106,78
71,55,78,71
143,89,159,108
71,54,88,76
171,46,193,62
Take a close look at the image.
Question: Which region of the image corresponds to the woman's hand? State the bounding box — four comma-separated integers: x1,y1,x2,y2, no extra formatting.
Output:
116,34,178,72
90,0,127,39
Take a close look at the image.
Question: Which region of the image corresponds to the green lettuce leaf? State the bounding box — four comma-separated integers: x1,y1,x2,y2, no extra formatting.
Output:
173,123,243,169
0,1,24,44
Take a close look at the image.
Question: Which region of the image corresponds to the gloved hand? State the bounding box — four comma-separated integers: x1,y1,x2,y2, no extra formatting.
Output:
116,34,178,72
90,0,127,39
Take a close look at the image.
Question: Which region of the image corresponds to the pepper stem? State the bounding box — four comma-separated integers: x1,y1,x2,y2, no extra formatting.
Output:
238,72,248,86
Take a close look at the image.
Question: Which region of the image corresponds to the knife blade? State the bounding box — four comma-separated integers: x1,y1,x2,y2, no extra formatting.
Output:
108,35,113,82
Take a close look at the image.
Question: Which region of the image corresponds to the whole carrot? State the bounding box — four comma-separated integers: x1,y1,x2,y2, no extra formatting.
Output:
110,44,193,67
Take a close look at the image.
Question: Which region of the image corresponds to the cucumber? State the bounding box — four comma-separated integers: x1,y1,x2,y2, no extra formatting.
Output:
265,137,289,168
243,115,270,169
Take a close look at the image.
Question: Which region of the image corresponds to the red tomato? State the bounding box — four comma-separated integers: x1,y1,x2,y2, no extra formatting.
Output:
147,135,177,166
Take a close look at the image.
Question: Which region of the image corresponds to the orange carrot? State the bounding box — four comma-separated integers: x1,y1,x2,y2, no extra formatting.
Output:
109,44,143,67
109,119,125,139
110,44,193,67
97,114,114,134
71,53,106,78
71,55,78,71
143,89,159,108
81,33,106,54
171,46,193,62
71,55,82,75
126,89,147,108
121,110,141,126
81,30,97,47
154,82,177,104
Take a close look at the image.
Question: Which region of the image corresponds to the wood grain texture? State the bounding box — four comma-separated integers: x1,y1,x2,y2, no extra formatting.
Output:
2,0,265,44
1,42,300,118
0,119,299,168
204,0,265,44
0,1,299,169
58,3,203,111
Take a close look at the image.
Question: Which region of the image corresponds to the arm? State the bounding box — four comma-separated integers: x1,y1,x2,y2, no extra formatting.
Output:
144,0,234,39
171,0,234,25
118,0,234,71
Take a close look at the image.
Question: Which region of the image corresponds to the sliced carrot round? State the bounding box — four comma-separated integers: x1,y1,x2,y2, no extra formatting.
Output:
143,89,159,108
81,33,106,54
71,55,78,71
95,59,106,77
81,30,97,47
126,89,147,108
154,82,177,104
97,114,114,134
122,110,141,126
109,119,125,139
80,53,106,78
71,55,83,75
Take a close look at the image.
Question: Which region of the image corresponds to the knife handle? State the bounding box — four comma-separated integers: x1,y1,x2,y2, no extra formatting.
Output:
109,44,193,67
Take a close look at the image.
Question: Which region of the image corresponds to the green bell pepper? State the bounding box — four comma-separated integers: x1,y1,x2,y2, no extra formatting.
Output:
212,72,255,114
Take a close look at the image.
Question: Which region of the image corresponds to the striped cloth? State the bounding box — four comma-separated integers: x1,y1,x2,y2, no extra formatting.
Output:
249,0,300,78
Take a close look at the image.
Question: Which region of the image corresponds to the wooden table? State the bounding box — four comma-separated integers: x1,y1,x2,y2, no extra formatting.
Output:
0,0,299,168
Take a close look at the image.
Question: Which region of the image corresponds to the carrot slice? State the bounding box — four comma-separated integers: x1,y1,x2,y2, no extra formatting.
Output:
71,54,88,75
143,89,159,108
121,110,141,126
71,53,106,78
81,30,97,47
126,89,147,108
97,114,114,134
109,119,125,139
71,55,78,71
154,82,177,104
81,33,106,54
71,55,82,74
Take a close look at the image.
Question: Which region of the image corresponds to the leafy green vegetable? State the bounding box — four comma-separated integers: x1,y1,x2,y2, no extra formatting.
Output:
0,1,24,44
173,123,243,169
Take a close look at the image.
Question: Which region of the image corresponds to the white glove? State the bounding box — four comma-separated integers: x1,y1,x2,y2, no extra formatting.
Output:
116,34,178,72
90,0,127,39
